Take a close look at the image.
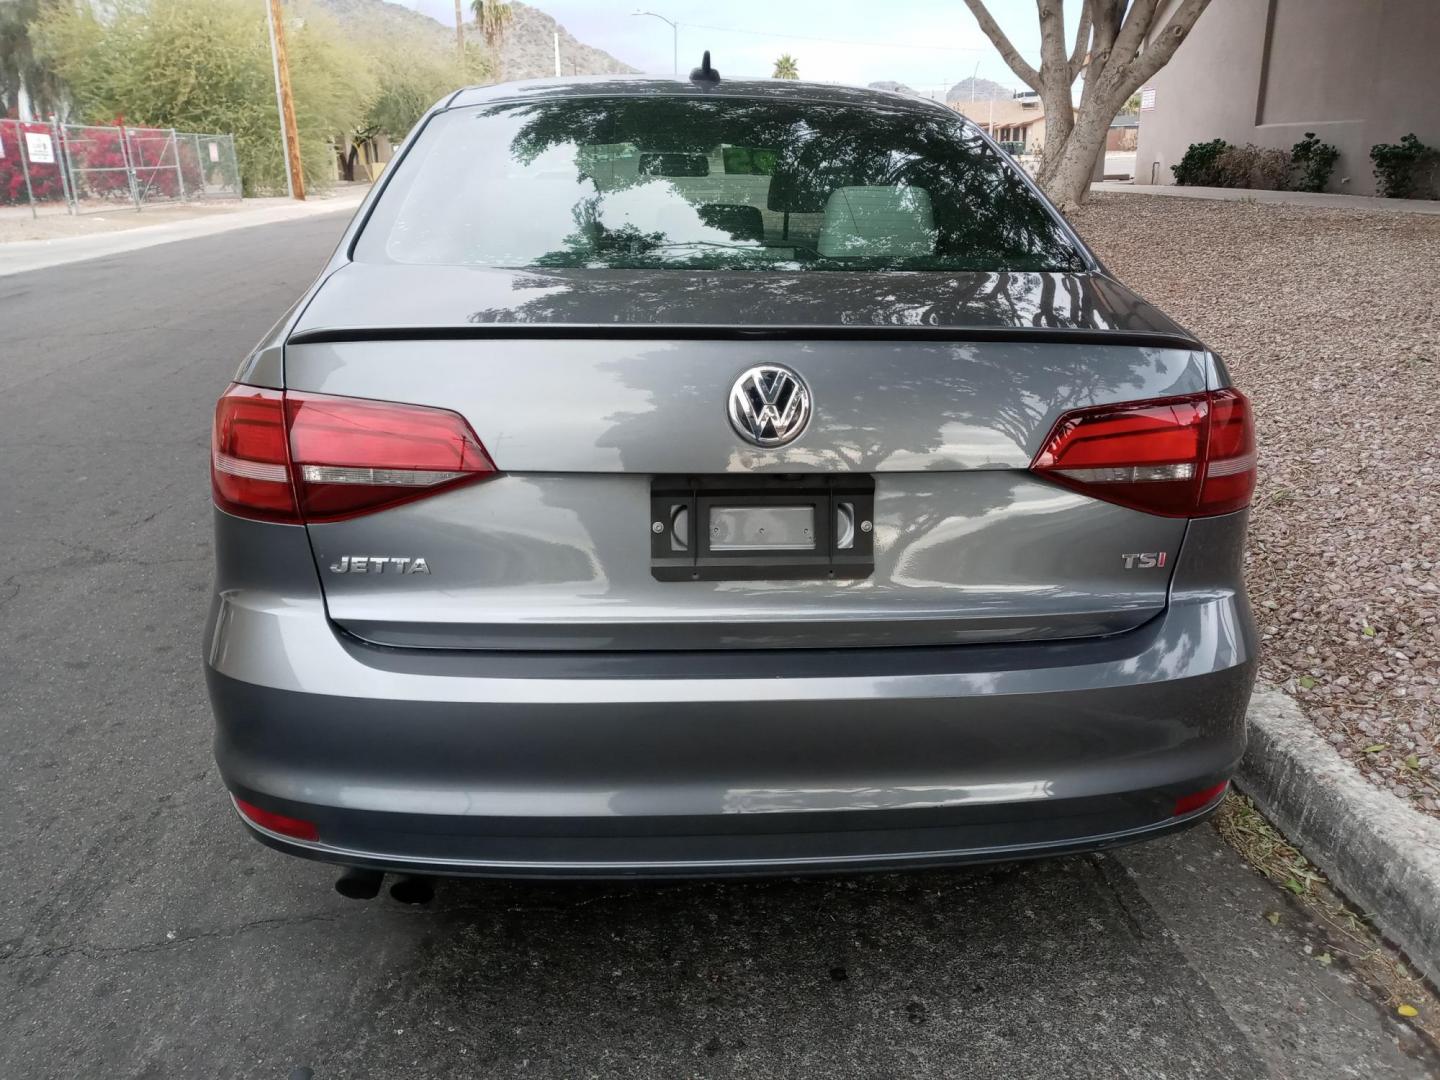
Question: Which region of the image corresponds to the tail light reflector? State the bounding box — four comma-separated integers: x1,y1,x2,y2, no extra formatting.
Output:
211,385,497,523
1172,781,1229,817
1030,389,1254,517
234,798,319,842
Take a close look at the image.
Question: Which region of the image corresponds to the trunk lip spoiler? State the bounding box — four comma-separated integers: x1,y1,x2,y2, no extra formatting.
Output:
285,323,1202,351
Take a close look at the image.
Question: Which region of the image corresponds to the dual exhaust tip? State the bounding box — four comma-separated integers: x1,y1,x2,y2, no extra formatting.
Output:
335,867,433,904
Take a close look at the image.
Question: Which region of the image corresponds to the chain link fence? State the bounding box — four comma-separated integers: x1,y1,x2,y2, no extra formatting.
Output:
0,119,241,217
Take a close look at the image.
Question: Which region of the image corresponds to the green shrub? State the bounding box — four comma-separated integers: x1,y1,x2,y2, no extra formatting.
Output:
1370,134,1439,199
1290,132,1338,193
1172,138,1230,186
33,0,372,196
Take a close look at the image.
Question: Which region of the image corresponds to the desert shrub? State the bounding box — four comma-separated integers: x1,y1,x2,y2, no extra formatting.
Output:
1172,138,1230,186
1290,132,1338,193
1370,134,1440,199
1215,144,1293,190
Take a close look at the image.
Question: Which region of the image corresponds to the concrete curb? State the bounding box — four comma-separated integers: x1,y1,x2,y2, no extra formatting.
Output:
1238,688,1440,986
1092,181,1440,215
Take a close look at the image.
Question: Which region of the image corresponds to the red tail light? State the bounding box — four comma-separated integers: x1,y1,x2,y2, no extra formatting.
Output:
212,384,497,523
1030,389,1255,517
285,391,496,521
212,385,299,523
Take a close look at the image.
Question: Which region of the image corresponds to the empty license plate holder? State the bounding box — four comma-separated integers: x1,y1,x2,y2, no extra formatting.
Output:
650,475,874,581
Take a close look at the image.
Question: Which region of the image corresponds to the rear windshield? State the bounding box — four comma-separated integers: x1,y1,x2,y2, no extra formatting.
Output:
355,95,1086,273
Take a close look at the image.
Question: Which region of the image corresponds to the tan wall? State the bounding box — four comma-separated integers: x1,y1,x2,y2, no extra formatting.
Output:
1134,0,1440,195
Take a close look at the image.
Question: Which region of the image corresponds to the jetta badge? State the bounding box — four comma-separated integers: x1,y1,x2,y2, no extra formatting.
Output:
329,556,430,575
728,364,811,448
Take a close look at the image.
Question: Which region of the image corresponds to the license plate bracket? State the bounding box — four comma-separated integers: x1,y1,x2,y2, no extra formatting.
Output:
651,475,874,581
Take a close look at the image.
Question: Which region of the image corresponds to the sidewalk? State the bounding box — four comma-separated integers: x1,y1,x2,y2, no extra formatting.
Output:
1092,180,1440,214
0,188,369,277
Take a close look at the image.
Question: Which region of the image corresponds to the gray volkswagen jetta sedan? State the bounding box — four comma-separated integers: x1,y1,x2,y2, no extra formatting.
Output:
205,73,1257,892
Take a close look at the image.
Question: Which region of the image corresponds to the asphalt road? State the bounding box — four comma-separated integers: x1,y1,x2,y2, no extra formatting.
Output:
0,214,1434,1080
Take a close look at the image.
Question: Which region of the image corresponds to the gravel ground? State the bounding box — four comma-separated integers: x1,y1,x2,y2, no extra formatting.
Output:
1071,193,1440,816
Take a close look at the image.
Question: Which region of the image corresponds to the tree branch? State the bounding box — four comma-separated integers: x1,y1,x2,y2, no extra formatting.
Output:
1123,0,1210,89
1068,0,1093,82
1109,0,1161,76
962,0,1041,91
1037,0,1070,88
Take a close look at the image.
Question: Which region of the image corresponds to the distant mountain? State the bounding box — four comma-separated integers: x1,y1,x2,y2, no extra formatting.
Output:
496,2,639,80
945,76,1014,102
310,0,453,49
310,0,638,80
867,81,922,97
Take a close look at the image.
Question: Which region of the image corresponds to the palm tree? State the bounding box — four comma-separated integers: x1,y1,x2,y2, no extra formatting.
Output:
470,1,514,79
772,54,799,80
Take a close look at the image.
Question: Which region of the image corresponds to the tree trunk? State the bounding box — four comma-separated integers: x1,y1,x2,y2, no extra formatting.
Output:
963,0,1213,208
1045,110,1113,211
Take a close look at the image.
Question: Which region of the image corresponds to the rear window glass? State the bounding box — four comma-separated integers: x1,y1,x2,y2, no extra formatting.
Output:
355,96,1085,273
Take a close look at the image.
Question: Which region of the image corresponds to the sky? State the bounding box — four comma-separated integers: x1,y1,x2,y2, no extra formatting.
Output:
397,0,1062,99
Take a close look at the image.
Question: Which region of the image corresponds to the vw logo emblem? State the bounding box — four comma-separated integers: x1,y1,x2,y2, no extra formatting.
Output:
728,365,811,448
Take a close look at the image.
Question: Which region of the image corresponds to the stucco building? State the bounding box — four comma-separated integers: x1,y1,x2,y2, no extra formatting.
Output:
949,96,1049,154
1135,0,1440,195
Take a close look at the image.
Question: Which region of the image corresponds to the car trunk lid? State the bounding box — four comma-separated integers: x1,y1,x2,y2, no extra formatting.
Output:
284,265,1206,651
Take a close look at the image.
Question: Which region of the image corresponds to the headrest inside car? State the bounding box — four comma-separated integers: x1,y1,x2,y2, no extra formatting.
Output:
817,186,937,258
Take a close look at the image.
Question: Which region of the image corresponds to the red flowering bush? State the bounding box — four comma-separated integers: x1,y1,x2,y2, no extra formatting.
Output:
64,126,180,202
0,122,66,206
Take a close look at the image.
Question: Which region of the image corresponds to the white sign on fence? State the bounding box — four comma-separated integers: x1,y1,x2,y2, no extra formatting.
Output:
24,131,55,164
208,142,220,163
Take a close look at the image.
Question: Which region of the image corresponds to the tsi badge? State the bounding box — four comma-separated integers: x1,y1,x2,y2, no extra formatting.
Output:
1121,552,1168,570
329,556,430,575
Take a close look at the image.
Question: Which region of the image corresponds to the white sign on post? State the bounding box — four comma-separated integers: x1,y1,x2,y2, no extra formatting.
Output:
24,131,55,164
208,142,220,163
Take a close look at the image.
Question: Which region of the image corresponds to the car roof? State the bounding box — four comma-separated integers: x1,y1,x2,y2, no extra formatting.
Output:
444,75,961,120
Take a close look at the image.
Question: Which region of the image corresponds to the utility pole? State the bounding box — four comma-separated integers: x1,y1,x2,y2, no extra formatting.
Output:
454,0,465,61
632,11,678,76
265,0,305,200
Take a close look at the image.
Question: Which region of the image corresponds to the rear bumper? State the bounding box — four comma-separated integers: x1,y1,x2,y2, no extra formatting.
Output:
205,511,1256,877
231,787,1230,879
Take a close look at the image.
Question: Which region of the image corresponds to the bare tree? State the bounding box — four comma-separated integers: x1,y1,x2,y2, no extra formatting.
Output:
963,0,1211,209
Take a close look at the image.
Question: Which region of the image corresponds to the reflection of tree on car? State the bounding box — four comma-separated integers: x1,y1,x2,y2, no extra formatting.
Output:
496,96,1086,273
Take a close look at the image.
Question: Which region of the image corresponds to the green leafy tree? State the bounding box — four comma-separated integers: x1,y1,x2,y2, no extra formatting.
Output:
34,0,372,195
772,54,799,80
365,42,491,140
